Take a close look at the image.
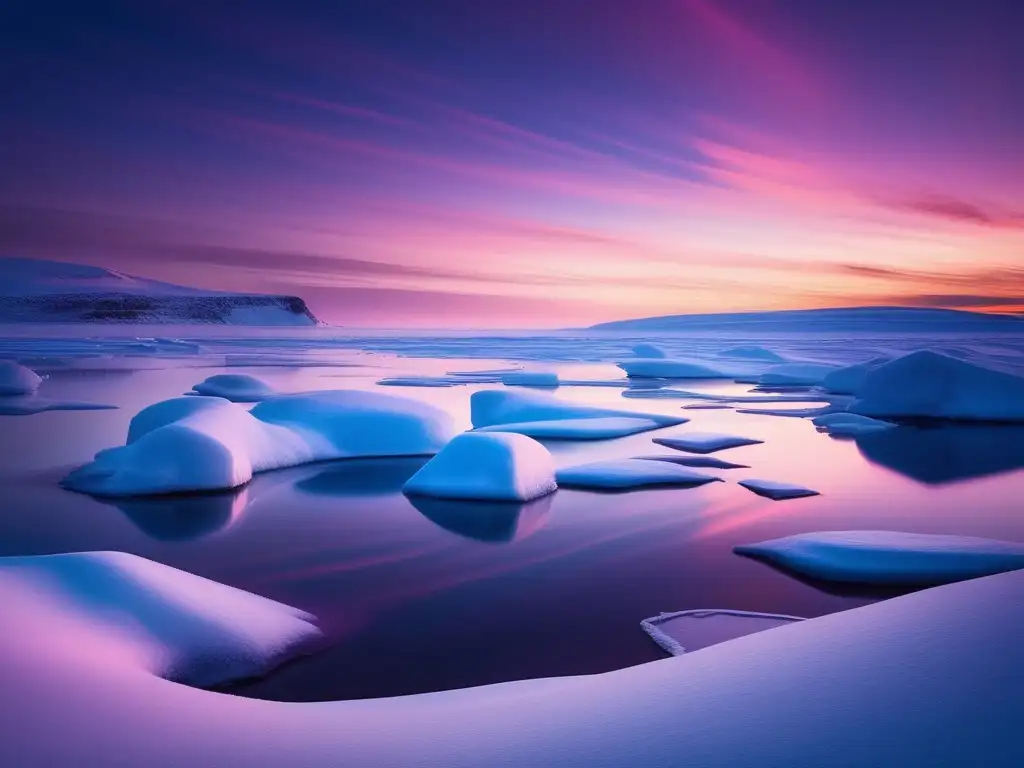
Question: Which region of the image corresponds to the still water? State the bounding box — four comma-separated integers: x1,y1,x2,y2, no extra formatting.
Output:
2,351,1023,701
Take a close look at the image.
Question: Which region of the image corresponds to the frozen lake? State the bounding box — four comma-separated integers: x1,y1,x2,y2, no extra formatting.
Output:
2,326,1024,701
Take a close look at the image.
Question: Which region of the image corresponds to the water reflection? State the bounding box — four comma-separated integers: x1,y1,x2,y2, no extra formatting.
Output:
294,457,427,497
113,487,249,541
408,493,554,543
855,424,1024,485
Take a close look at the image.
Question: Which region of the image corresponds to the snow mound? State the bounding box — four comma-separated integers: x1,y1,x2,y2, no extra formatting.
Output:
64,391,457,496
636,454,749,469
618,358,731,379
500,371,560,387
189,374,277,402
642,609,804,656
0,360,43,395
556,459,719,490
735,530,1024,585
756,363,840,386
471,389,685,429
738,479,819,500
821,356,890,395
653,432,764,454
632,343,668,358
718,346,786,362
849,350,1024,421
0,551,320,687
476,416,667,440
813,412,894,437
404,432,556,501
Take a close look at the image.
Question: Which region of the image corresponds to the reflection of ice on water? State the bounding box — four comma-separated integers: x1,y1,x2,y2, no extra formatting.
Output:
408,493,554,544
112,487,250,541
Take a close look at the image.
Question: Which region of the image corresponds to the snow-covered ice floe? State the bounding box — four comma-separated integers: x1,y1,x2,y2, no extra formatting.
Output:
735,530,1024,585
556,459,719,491
618,358,734,379
632,342,668,358
500,371,559,387
849,350,1024,421
653,432,764,454
63,391,457,496
188,373,277,402
738,479,819,500
635,454,749,469
3,564,1023,766
471,389,686,431
403,432,556,502
0,360,42,395
476,416,668,440
0,551,320,687
812,412,895,437
641,609,804,656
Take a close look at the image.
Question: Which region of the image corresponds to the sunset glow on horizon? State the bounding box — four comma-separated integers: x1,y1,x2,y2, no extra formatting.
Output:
1,0,1022,327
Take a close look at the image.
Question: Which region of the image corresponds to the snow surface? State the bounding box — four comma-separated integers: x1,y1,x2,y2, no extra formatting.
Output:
653,432,764,454
618,358,732,379
0,551,320,687
470,389,685,430
641,610,804,656
64,391,457,496
632,343,668,358
500,371,560,387
476,416,667,440
812,412,894,437
0,360,43,395
556,459,719,490
635,454,749,469
2,566,1023,766
735,531,1024,585
849,350,1024,422
404,432,557,502
738,479,820,500
756,363,840,386
717,346,786,362
189,374,277,402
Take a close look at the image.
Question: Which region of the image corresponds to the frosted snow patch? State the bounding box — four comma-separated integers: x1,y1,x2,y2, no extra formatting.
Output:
0,360,43,395
404,432,556,502
641,609,804,656
476,416,667,440
189,373,277,402
735,530,1024,585
556,458,719,491
738,479,819,500
653,432,764,454
471,389,685,429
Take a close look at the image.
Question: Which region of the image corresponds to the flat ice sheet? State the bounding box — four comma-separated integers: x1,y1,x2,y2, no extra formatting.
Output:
635,454,749,469
653,432,764,454
739,479,820,500
476,416,665,440
556,458,719,490
642,609,804,656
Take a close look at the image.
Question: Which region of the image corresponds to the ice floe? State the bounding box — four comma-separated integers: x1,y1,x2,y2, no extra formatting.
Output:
735,530,1024,585
821,356,890,395
471,388,686,429
635,454,749,469
618,358,732,379
0,360,42,395
188,373,277,401
812,412,895,436
718,346,786,362
556,458,719,490
0,551,320,687
849,350,1024,421
738,479,820,500
500,371,560,387
641,609,804,656
476,416,668,440
403,432,556,502
632,343,668,358
653,432,764,454
64,391,457,496
0,396,117,415
755,363,840,386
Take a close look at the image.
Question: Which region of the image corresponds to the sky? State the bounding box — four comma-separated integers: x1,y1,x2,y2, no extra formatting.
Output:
0,0,1022,328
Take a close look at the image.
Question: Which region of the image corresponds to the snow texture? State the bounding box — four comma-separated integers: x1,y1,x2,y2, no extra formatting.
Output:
653,432,764,454
64,391,457,496
189,373,277,402
738,479,820,500
471,389,685,429
476,416,667,440
404,432,556,501
635,454,749,469
641,609,804,656
734,530,1024,585
0,360,43,395
556,458,719,490
849,350,1024,422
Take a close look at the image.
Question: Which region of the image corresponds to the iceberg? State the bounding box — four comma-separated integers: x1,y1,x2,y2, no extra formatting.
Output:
556,458,719,490
821,356,890,395
635,454,749,469
403,432,556,502
738,479,819,500
500,371,560,387
734,530,1024,585
476,416,667,440
653,432,764,454
756,363,840,386
64,391,457,496
471,389,685,429
641,609,804,656
0,360,42,395
849,350,1024,421
812,412,894,436
632,342,668,358
189,373,277,402
0,551,320,687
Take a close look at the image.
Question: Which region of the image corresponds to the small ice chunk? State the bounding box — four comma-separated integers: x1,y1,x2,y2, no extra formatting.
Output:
738,479,820,500
641,609,804,656
476,416,666,440
632,343,668,358
0,360,43,396
718,346,785,362
189,373,276,402
813,412,894,436
500,371,559,387
734,530,1024,585
618,359,731,379
756,363,840,386
471,389,685,429
556,458,719,490
635,454,749,469
404,432,556,501
653,432,764,454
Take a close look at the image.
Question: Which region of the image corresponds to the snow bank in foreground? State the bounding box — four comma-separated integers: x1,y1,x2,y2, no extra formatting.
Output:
556,459,719,490
718,346,785,362
618,358,731,378
0,360,42,395
653,432,764,454
2,565,1022,766
735,531,1024,585
632,343,668,358
812,412,894,437
849,350,1024,421
471,389,685,429
756,363,839,386
641,609,803,656
738,479,819,500
476,416,666,440
403,432,556,501
189,374,277,402
64,391,456,496
0,551,320,687
500,371,559,387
